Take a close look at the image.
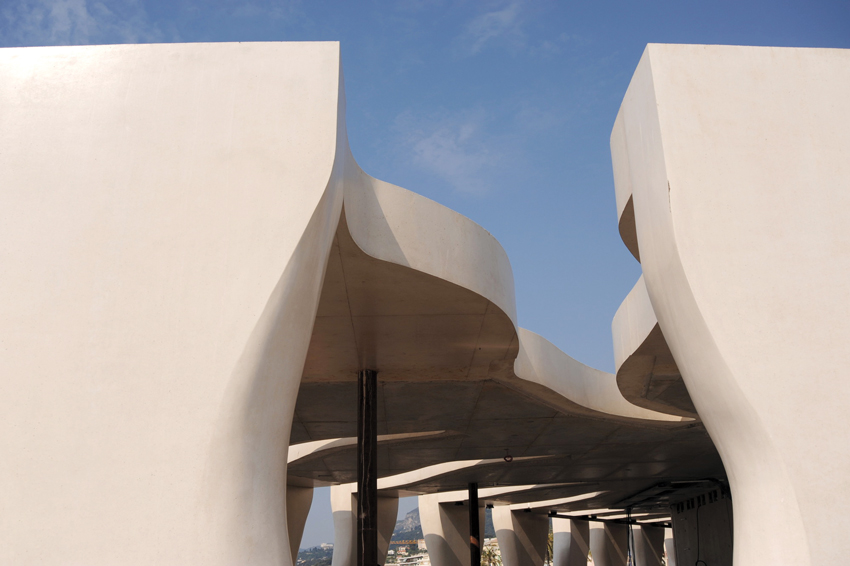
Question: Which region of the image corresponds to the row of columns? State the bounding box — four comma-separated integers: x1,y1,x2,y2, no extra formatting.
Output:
287,483,677,566
417,494,673,566
289,369,680,566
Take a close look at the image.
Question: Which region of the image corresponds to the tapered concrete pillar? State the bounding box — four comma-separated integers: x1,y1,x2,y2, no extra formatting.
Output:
552,518,588,566
492,507,549,566
420,493,485,566
332,484,399,566
663,528,676,566
633,525,663,566
588,524,627,566
287,485,315,564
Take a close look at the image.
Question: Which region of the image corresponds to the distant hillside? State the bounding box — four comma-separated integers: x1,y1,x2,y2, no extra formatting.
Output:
392,508,423,541
297,545,333,566
391,507,495,541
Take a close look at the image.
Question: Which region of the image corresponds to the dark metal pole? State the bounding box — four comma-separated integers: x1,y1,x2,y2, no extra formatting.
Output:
469,482,480,566
358,369,378,566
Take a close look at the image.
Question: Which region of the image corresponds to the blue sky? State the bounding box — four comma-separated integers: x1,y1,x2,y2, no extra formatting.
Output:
3,0,847,549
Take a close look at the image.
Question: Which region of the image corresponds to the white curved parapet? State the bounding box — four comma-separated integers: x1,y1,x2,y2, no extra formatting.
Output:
612,276,657,374
343,155,518,327
611,44,850,566
611,277,695,418
514,328,683,421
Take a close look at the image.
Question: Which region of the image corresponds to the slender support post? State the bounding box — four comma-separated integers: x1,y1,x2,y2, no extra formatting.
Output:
469,482,480,566
358,369,378,566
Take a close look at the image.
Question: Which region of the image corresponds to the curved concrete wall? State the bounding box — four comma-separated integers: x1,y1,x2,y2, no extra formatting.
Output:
611,44,850,565
0,42,345,565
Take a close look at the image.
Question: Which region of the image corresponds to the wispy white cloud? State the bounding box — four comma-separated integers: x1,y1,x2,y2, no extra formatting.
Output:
393,108,512,195
457,0,525,55
0,0,166,46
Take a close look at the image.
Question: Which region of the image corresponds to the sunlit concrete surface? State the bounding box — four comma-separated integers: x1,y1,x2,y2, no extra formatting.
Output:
0,41,347,566
611,43,850,566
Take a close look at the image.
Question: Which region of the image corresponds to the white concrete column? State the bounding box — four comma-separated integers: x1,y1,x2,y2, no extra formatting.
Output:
378,495,400,565
633,525,663,566
492,507,549,566
331,484,358,566
588,524,627,566
663,528,676,566
331,484,399,566
420,494,485,566
0,42,348,566
287,484,315,564
611,45,850,566
552,518,588,566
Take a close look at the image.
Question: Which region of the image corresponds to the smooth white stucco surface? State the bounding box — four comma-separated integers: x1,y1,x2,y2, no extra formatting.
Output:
611,44,850,566
0,42,346,565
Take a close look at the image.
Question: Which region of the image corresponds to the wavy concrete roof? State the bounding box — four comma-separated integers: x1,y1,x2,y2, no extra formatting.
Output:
289,110,723,511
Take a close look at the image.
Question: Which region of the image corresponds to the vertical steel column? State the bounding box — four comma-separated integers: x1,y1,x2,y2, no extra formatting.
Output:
358,369,378,566
469,482,480,566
